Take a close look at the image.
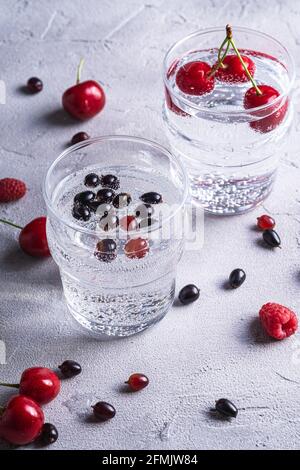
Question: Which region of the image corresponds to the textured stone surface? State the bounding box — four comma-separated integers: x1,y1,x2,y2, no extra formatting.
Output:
1,0,300,450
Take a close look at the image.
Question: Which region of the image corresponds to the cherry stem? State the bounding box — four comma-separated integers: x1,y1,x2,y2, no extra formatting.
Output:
0,382,19,389
76,58,85,84
0,218,23,230
226,25,262,96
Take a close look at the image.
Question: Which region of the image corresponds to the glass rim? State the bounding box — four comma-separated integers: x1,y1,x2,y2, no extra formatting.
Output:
163,25,296,116
43,134,189,236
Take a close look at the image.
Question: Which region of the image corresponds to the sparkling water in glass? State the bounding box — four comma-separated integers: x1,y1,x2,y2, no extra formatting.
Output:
43,136,188,337
163,27,295,215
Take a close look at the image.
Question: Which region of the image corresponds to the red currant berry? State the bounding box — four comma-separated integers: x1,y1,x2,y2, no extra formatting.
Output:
216,55,255,83
120,215,138,231
19,217,50,257
126,373,149,392
0,395,44,445
124,237,149,259
257,214,275,230
244,85,288,133
176,61,215,95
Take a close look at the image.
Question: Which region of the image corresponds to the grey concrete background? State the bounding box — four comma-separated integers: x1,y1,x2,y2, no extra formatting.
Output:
1,0,300,450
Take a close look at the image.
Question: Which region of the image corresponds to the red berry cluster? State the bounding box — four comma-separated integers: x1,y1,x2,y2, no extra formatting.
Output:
166,25,287,133
0,366,148,446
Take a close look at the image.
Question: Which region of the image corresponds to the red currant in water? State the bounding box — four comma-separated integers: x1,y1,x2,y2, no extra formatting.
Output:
176,61,215,95
244,85,288,133
257,214,275,230
216,54,255,83
124,237,149,259
62,60,106,120
126,373,149,392
120,215,138,232
0,395,44,445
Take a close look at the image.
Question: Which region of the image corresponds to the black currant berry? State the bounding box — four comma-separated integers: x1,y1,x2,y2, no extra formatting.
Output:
99,214,119,232
94,239,117,263
178,284,200,305
97,188,115,204
135,203,154,218
72,205,91,221
100,174,120,190
92,401,116,421
84,173,100,187
74,191,95,205
140,192,162,204
40,423,58,445
263,229,281,248
215,398,238,418
229,269,246,288
113,193,132,209
59,360,82,378
27,77,43,93
89,201,113,217
71,132,90,146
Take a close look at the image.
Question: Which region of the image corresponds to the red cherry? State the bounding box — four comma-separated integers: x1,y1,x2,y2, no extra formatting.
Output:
215,54,255,83
63,80,105,120
0,395,44,445
19,217,50,258
257,214,276,230
126,373,149,392
62,59,106,120
176,61,215,95
244,85,288,133
19,367,61,405
120,215,138,231
124,237,149,259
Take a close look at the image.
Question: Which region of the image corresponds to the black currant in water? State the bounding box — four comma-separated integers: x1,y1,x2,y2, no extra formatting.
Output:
92,401,116,421
100,174,120,190
99,214,119,232
72,204,91,221
135,203,154,218
97,188,115,204
27,77,43,93
113,193,132,209
74,191,95,205
229,269,246,288
263,229,281,248
178,284,200,305
140,192,162,204
59,360,82,378
215,398,238,418
40,423,58,445
84,172,100,187
94,239,117,263
71,132,90,146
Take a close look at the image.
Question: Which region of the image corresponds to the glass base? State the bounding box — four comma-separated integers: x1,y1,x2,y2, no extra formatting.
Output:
68,304,169,337
190,171,276,215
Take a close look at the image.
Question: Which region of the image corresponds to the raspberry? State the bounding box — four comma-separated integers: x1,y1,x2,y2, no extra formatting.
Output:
0,178,26,202
259,302,298,340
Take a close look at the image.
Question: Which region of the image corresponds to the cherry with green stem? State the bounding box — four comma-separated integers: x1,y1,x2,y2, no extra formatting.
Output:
0,216,50,257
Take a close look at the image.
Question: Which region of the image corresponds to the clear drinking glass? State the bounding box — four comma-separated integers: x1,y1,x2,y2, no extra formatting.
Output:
43,136,188,337
163,27,295,215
